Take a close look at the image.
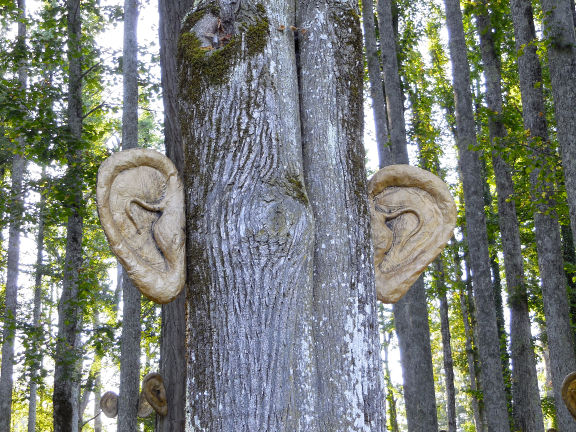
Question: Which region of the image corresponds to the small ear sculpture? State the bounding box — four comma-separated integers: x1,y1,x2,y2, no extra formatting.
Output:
368,165,457,303
97,149,186,304
100,391,119,418
142,372,168,416
562,371,576,419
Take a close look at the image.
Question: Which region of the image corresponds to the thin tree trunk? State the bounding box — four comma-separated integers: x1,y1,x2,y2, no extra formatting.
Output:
376,2,438,430
443,0,511,428
0,1,26,428
94,369,102,432
509,1,576,429
474,3,544,430
361,0,391,164
118,0,141,430
541,0,576,249
27,170,47,432
53,1,84,430
156,1,192,429
382,329,399,432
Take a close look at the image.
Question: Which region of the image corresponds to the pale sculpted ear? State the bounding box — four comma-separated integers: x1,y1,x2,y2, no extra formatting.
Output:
562,372,576,420
142,373,168,417
100,391,118,418
368,165,457,303
97,149,186,304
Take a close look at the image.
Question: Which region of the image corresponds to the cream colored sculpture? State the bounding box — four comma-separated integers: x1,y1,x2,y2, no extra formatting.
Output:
100,391,119,418
368,165,457,303
562,371,576,420
97,149,185,304
142,373,168,416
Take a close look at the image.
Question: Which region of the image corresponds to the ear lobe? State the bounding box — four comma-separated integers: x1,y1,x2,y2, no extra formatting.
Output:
142,373,168,417
100,391,119,418
368,165,457,303
97,149,186,304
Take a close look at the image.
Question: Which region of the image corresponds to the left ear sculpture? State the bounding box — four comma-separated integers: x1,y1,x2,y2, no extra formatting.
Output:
369,165,457,303
97,149,186,304
142,373,168,416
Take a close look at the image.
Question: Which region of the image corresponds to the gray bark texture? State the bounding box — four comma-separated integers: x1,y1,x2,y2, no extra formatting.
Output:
53,1,84,431
509,0,576,429
474,4,544,430
361,0,391,164
118,0,141,430
157,1,193,429
0,1,26,428
443,0,511,429
541,0,576,245
177,1,384,430
375,1,439,430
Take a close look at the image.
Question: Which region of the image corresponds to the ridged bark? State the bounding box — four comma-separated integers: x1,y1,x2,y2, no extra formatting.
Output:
443,0,511,429
509,0,576,429
178,1,384,429
53,0,84,430
541,0,576,251
474,3,544,430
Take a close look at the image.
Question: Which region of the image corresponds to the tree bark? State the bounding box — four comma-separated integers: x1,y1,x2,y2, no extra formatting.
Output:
376,2,438,431
118,0,141,430
443,0,511,428
0,1,26,428
474,3,544,430
157,1,193,429
177,1,384,430
541,0,576,247
53,1,84,430
361,0,391,164
509,0,576,429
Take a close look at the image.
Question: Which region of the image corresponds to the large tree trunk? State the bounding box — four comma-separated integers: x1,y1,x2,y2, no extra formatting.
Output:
177,1,384,430
474,3,544,430
443,0,511,429
509,1,576,429
157,1,193,429
117,0,141,430
376,2,438,431
0,1,26,428
53,1,84,430
540,0,576,249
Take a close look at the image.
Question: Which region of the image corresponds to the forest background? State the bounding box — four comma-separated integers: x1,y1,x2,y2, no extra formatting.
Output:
2,0,576,431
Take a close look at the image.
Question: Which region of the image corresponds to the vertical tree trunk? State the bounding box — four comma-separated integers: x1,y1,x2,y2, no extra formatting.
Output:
118,0,141,430
0,1,26,428
53,0,84,430
376,2,438,431
27,171,47,432
509,0,576,429
443,0,511,428
541,0,576,246
474,3,544,430
177,1,384,430
361,0,391,164
157,1,193,429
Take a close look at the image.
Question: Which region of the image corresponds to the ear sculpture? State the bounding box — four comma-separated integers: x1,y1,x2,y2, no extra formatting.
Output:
368,165,457,303
142,373,168,416
562,371,576,419
100,391,119,418
97,149,186,304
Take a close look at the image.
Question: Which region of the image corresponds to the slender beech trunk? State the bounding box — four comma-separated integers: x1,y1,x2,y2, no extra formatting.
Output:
474,3,544,430
382,329,399,432
53,1,84,430
117,0,141,430
510,0,576,429
443,0,511,428
27,171,46,432
0,1,26,429
157,1,192,429
177,1,384,429
361,0,391,164
541,0,576,246
376,2,438,430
